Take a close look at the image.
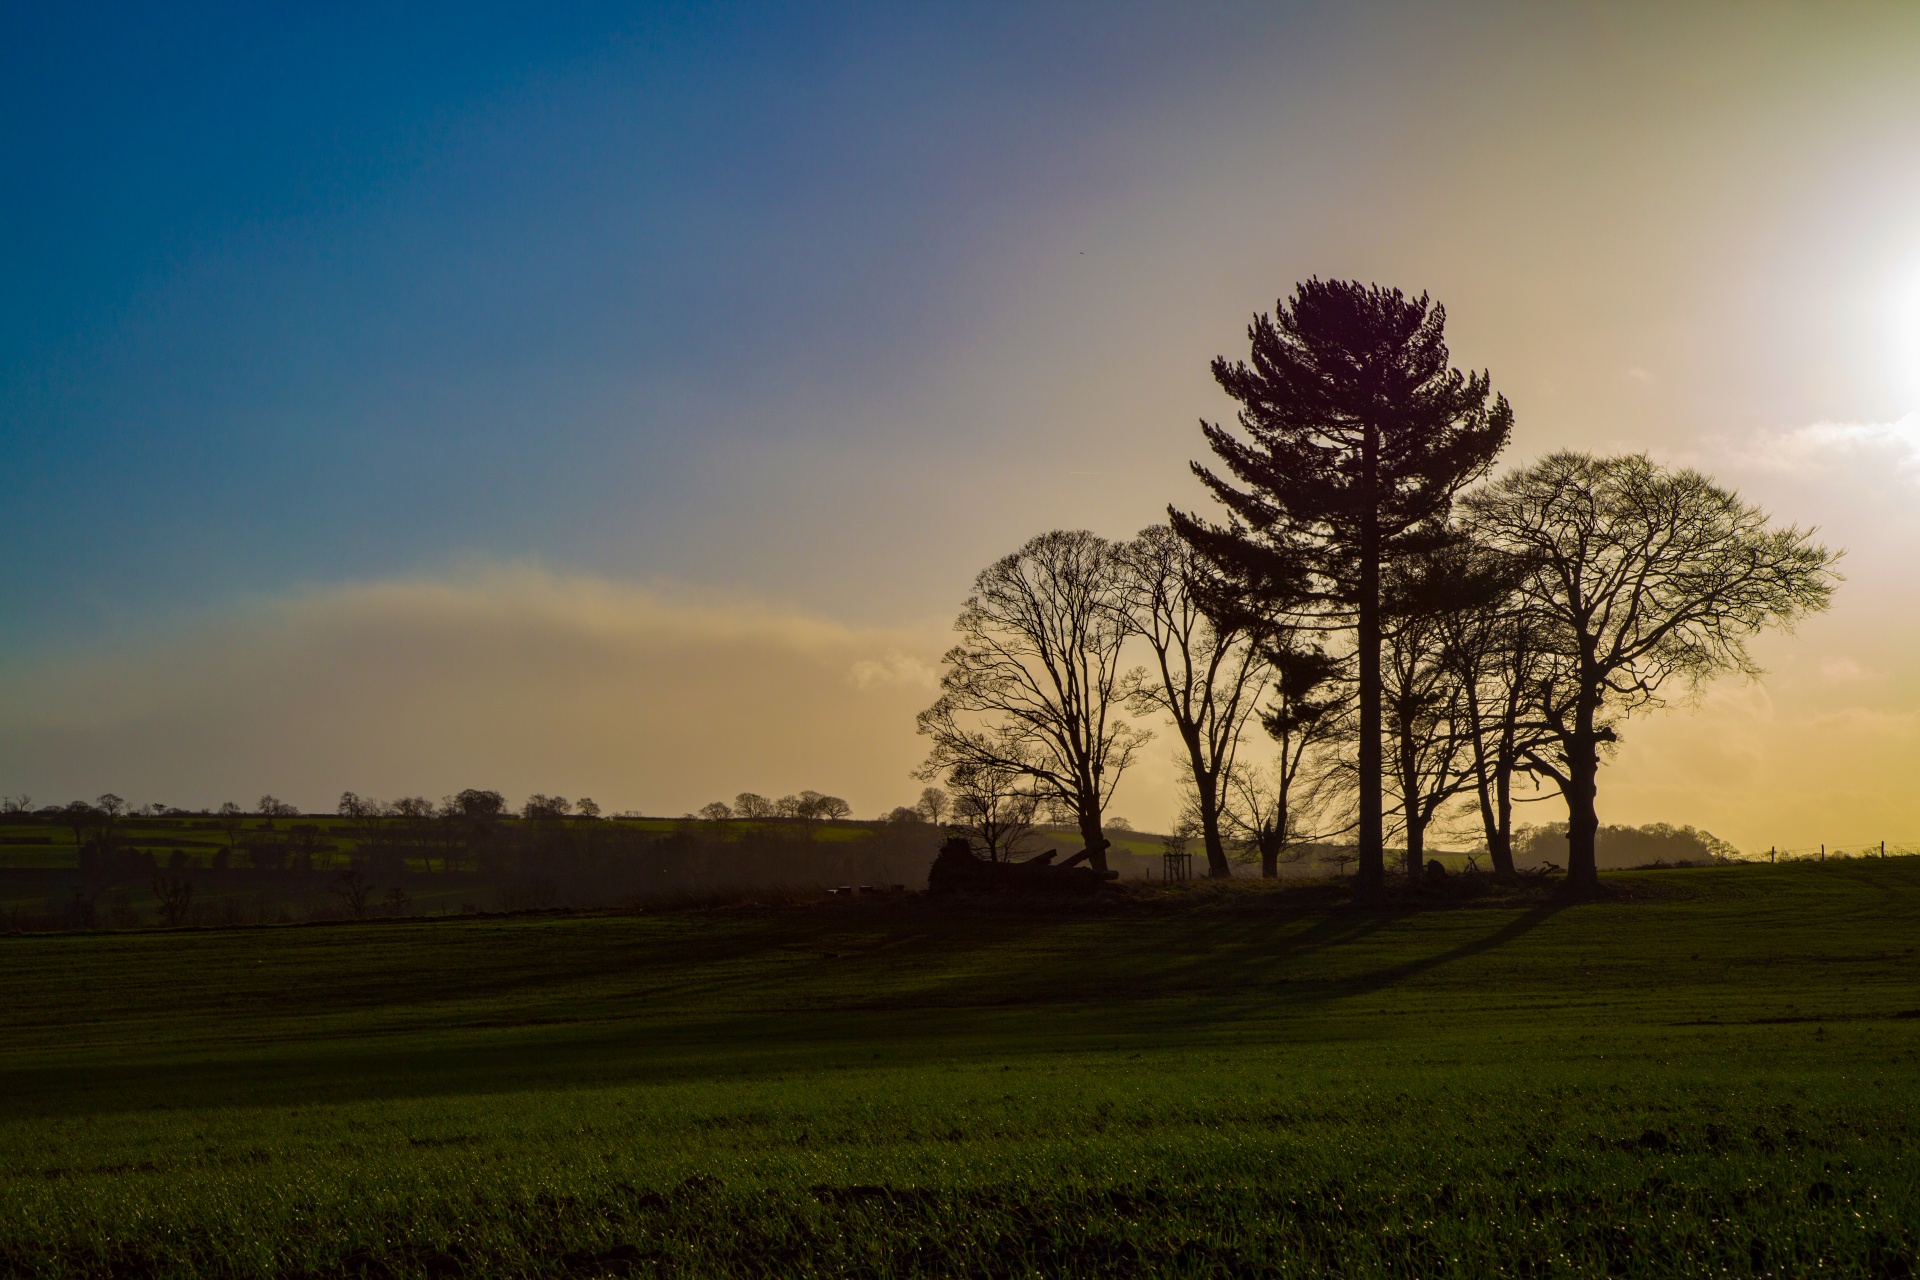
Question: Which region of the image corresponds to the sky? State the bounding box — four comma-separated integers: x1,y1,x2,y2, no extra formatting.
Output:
5,1,1920,849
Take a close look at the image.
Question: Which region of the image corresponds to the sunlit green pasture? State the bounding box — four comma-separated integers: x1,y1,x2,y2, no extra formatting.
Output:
2,861,1917,1277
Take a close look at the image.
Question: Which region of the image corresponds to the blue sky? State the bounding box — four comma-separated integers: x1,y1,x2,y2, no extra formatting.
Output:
2,2,1299,646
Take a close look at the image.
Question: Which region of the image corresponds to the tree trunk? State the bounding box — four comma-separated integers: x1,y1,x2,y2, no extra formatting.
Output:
1487,749,1516,878
1193,771,1230,878
1397,721,1428,882
1260,835,1280,878
1076,799,1109,873
1563,685,1601,893
1397,717,1428,886
1355,427,1384,901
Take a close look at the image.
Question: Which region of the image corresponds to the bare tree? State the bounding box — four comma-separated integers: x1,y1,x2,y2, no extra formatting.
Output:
257,795,297,827
390,797,437,871
523,794,572,821
1116,524,1271,878
917,530,1147,872
1380,606,1477,877
698,801,734,822
915,786,950,826
946,762,1040,862
1466,452,1839,892
150,871,194,926
1226,639,1347,877
215,801,248,857
1436,558,1555,878
734,792,776,820
333,868,374,919
61,800,105,855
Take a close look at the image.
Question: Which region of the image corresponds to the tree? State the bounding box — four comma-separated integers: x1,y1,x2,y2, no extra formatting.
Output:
257,795,297,825
523,794,571,821
698,801,734,822
61,800,105,855
1117,524,1272,878
1173,281,1511,899
450,789,507,820
1377,545,1515,877
914,786,949,826
150,871,194,926
391,797,438,871
1380,602,1476,877
96,793,127,821
333,868,374,919
575,798,602,819
1436,551,1554,878
810,794,852,821
215,801,247,856
945,761,1040,862
1465,452,1839,892
917,530,1147,872
735,792,776,820
1226,640,1346,877
443,789,508,871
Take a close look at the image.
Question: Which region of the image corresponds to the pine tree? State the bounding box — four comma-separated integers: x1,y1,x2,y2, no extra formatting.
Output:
1172,280,1511,899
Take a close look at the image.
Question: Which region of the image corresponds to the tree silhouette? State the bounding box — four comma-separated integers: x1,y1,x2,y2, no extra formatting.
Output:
1117,524,1271,878
1228,637,1346,878
734,792,776,820
1466,452,1839,892
1436,538,1554,878
945,761,1040,862
917,530,1146,872
1174,280,1510,898
914,786,950,826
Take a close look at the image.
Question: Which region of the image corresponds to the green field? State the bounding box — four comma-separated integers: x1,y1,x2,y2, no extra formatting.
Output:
3,861,1917,1277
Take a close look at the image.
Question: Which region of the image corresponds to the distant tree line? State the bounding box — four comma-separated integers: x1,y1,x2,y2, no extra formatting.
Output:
2,787,942,930
917,279,1839,896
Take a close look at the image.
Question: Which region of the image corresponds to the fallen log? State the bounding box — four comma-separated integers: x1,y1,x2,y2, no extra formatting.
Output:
926,837,1119,895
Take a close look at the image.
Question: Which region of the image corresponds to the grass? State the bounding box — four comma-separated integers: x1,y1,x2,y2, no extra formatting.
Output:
1,860,1917,1276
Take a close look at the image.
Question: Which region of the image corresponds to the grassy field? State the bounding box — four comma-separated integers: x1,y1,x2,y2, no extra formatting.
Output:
2,860,1917,1277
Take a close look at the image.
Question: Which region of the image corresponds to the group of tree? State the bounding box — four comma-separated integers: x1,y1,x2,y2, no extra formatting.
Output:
695,791,854,822
918,279,1839,896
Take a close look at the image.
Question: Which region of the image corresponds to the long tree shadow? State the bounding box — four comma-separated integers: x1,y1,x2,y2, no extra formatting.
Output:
1307,902,1571,1004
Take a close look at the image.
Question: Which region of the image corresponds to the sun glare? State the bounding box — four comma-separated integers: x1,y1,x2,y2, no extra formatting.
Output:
1879,247,1920,402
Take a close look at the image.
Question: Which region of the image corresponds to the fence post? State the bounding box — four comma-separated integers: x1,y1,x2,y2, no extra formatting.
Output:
1770,845,1776,865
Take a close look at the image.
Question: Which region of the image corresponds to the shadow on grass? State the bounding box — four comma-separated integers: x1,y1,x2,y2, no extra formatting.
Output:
0,900,1572,1120
1333,903,1569,1000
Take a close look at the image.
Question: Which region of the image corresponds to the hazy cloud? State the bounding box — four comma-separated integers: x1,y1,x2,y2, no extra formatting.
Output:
1727,414,1920,482
848,651,941,692
0,567,949,816
1817,656,1877,685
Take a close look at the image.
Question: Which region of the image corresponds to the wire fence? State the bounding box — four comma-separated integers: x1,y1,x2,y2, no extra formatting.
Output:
1743,840,1920,864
